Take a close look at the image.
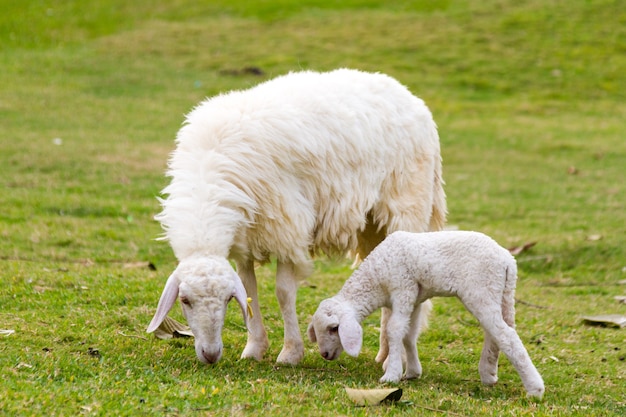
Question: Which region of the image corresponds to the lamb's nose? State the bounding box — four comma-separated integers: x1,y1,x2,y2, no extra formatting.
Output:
322,351,330,359
202,349,221,364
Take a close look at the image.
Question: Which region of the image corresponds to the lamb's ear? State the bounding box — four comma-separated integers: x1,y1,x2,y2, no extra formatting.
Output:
147,272,180,333
307,321,317,343
338,313,363,357
231,275,249,329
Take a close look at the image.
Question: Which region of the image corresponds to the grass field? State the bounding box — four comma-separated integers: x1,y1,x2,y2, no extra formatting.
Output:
1,0,625,415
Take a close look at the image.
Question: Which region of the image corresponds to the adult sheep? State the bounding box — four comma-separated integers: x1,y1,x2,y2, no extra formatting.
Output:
147,68,446,365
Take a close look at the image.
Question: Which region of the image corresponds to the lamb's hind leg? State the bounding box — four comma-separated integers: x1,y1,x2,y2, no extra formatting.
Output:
478,331,499,386
469,304,545,399
237,259,269,361
275,261,304,364
479,286,517,386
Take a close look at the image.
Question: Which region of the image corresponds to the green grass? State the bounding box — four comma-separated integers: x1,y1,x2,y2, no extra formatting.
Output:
1,0,625,415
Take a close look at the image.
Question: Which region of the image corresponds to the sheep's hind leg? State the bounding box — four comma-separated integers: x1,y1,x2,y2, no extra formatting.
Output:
275,261,304,365
375,307,391,364
237,259,269,361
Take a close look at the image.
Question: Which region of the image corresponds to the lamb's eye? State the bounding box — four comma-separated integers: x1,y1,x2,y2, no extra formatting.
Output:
180,297,191,307
329,326,339,334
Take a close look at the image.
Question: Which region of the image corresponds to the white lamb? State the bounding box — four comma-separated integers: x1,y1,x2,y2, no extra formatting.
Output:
308,230,545,399
147,69,446,366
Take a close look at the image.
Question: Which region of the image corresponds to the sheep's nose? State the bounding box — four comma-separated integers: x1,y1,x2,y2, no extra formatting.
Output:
322,351,330,359
202,349,221,364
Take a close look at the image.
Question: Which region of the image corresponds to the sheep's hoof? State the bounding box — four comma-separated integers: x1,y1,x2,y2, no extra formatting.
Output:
276,346,304,365
375,349,389,364
241,342,268,361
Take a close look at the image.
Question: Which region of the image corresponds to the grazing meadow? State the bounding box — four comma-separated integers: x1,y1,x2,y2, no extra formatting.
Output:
1,0,625,415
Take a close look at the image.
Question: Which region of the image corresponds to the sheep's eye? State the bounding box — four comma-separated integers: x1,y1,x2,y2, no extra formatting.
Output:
329,326,339,334
180,297,191,307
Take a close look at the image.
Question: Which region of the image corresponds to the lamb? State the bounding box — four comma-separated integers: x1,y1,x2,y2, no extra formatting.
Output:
146,68,447,366
308,230,545,399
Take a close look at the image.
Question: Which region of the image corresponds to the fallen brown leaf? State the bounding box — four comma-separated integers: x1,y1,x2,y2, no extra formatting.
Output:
581,314,626,328
153,316,194,339
509,241,537,256
344,387,402,406
614,296,626,305
123,261,156,270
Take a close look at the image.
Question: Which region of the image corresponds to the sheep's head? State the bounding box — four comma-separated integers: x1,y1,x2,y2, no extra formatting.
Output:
147,257,248,364
307,298,362,360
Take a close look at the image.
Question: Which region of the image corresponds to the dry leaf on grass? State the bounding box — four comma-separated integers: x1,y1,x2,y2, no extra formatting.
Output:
508,241,537,256
123,261,156,270
344,387,402,406
614,296,626,304
581,314,626,328
153,316,194,339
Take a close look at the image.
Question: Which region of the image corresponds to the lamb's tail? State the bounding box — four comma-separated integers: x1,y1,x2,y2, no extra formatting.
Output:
502,259,518,328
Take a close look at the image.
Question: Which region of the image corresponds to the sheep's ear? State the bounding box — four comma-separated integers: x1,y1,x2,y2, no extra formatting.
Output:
147,272,180,333
339,314,363,357
307,322,317,343
231,275,249,329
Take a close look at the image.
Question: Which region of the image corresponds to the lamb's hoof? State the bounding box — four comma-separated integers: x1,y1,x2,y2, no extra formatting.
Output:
525,384,545,400
379,372,402,384
480,375,498,386
241,342,268,361
276,346,304,365
402,372,422,381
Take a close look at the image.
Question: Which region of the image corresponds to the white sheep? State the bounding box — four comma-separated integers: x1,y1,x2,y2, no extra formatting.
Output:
308,230,545,399
147,68,446,366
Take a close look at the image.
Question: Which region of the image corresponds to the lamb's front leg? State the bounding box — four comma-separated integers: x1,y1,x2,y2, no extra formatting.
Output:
275,261,304,364
379,310,411,383
237,259,269,361
402,303,424,380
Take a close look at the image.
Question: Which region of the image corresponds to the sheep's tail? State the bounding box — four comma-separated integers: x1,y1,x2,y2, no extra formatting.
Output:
502,259,518,328
428,151,447,232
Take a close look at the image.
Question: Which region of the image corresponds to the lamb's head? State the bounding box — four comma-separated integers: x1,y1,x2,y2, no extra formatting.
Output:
147,257,248,364
307,297,363,360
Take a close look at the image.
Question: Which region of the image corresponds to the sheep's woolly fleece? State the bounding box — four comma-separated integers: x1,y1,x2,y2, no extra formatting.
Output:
156,68,445,275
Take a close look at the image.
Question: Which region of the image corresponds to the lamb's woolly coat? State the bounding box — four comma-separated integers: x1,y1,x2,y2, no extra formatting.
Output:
308,231,545,399
148,69,446,365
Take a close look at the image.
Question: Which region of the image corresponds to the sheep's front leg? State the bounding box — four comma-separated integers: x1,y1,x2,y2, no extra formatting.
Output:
375,307,391,364
275,261,304,364
379,309,410,383
237,259,269,361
